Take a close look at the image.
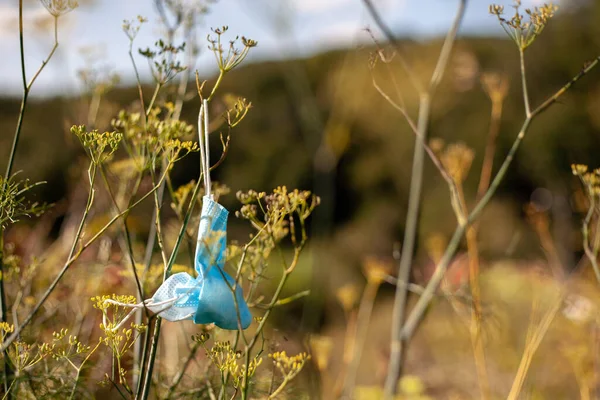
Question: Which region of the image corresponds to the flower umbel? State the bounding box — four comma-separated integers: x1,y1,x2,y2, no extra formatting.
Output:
490,0,558,50
208,26,257,72
40,0,78,17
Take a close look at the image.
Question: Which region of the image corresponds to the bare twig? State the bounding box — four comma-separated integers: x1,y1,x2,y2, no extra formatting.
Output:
370,1,467,397
361,0,423,93
506,292,563,400
2,9,62,391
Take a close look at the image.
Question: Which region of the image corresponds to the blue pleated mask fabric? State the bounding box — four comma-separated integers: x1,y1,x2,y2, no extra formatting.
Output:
149,195,252,330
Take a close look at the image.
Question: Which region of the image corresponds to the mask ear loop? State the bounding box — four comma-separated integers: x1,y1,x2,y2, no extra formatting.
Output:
198,100,212,200
101,287,198,332
203,99,211,198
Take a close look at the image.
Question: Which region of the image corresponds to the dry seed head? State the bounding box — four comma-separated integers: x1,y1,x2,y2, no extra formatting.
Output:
429,138,445,155
40,0,78,17
336,283,360,312
441,142,474,183
241,37,257,48
362,256,393,285
490,1,558,50
309,335,333,371
582,172,600,187
426,233,447,263
481,72,509,102
489,4,504,15
208,27,257,72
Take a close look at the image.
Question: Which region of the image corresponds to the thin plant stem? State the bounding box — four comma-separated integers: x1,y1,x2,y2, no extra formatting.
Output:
4,6,59,177
361,0,422,93
477,92,504,201
138,179,203,400
385,94,429,394
135,167,166,387
134,165,169,394
99,167,147,302
7,12,59,177
206,71,224,102
343,280,381,397
165,341,200,400
1,379,15,400
520,48,532,118
591,209,600,257
382,1,467,397
140,318,162,400
135,318,154,398
132,80,163,393
457,186,490,400
1,10,61,390
68,340,102,400
527,207,564,279
0,230,9,394
458,76,507,400
146,83,163,118
173,18,197,121
332,309,358,398
150,168,169,269
506,292,563,400
27,17,59,90
129,39,146,119
138,65,231,393
593,320,600,400
240,247,304,400
370,72,457,191
582,190,600,282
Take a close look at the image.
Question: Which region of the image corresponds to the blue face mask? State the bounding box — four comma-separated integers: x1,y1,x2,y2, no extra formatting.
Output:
146,100,251,330
101,102,252,331
148,196,252,330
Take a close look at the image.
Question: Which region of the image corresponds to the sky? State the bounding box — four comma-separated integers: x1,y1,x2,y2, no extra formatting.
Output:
0,0,555,97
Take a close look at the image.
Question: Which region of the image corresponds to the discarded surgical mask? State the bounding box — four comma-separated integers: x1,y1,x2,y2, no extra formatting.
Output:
148,195,252,329
103,99,252,331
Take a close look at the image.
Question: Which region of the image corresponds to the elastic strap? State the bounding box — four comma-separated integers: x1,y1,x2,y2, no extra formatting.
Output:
197,100,212,199
101,287,195,331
